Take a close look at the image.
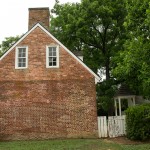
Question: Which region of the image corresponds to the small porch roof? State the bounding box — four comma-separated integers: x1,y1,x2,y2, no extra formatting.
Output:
114,84,135,98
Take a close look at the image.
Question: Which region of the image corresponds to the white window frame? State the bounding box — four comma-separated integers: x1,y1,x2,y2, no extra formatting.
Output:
15,46,28,69
46,45,59,68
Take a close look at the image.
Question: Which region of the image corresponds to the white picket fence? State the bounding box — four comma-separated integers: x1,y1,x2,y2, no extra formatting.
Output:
98,115,126,138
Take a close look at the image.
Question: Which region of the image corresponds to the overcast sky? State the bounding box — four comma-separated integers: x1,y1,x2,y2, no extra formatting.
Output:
0,0,80,44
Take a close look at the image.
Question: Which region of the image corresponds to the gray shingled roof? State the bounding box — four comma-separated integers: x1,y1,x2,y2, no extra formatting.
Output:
72,51,83,56
115,84,135,96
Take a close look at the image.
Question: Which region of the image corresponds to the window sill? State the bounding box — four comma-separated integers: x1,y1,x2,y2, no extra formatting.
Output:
15,67,28,69
46,66,59,68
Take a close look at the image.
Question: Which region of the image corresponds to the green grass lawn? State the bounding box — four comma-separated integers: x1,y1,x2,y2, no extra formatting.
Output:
0,139,149,150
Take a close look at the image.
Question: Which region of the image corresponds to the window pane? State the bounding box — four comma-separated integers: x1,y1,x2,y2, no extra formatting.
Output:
49,50,52,56
18,48,22,53
53,51,56,56
22,58,26,62
49,62,53,66
18,48,26,57
18,63,22,67
48,57,57,66
53,57,56,62
22,63,26,67
49,57,53,62
49,47,53,56
53,62,56,66
18,58,26,63
21,52,26,57
52,47,56,51
22,48,26,53
18,58,22,63
49,47,57,56
18,51,21,57
18,63,26,67
18,53,21,57
18,48,25,53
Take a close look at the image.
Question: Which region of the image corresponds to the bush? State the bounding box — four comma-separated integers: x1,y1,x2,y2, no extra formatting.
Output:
125,104,150,141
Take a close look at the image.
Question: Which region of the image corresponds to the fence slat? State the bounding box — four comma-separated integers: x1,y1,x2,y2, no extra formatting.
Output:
98,115,126,138
103,116,107,137
98,117,101,138
98,116,107,138
100,116,104,137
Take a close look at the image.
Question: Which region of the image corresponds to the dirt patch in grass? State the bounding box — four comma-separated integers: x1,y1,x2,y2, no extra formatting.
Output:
106,136,150,145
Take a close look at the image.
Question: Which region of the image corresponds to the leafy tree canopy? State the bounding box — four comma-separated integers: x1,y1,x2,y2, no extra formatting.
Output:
50,0,127,79
112,0,150,98
0,36,20,57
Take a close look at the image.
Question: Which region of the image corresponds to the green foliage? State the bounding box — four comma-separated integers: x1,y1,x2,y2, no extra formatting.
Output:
112,0,150,98
50,0,127,79
0,50,2,57
0,36,20,57
124,0,150,37
125,104,150,141
113,37,150,96
97,79,117,115
50,1,82,52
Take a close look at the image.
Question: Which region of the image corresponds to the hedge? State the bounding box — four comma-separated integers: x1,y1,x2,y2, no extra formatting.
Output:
125,103,150,141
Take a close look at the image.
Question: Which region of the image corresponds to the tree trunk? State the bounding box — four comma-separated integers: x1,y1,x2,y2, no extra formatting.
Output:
105,58,110,80
105,57,114,116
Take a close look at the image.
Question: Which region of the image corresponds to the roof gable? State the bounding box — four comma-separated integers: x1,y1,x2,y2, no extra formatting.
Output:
0,23,100,83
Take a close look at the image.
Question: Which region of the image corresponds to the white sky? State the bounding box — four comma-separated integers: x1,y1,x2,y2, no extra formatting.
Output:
0,0,80,44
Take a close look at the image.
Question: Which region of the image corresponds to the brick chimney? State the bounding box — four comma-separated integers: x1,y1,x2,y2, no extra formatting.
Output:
28,7,50,30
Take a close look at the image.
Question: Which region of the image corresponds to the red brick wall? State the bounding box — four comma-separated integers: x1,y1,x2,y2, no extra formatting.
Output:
28,8,50,30
0,27,98,140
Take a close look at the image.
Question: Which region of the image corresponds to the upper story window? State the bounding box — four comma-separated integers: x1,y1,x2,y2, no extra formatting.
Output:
15,46,28,69
46,45,59,68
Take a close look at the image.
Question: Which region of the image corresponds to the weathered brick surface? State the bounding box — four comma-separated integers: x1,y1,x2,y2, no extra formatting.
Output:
28,8,50,30
0,27,98,140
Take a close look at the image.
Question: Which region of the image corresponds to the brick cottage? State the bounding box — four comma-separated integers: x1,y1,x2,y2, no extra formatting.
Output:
0,8,100,140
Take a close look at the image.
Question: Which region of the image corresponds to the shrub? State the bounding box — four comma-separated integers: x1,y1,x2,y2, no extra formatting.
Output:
125,104,150,141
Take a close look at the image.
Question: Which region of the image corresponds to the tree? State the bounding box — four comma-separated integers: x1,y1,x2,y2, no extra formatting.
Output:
0,36,20,57
50,0,127,79
112,0,150,98
0,49,2,57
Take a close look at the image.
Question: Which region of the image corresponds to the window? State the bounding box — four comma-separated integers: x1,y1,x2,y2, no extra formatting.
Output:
15,46,28,69
46,45,59,68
